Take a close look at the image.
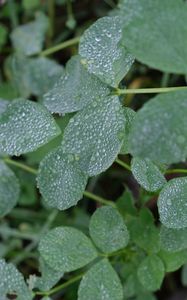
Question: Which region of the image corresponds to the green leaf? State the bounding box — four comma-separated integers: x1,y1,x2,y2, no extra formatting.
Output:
62,96,125,176
0,24,7,49
181,264,187,286
78,259,123,300
0,99,60,156
121,0,187,74
131,157,166,192
0,99,9,114
43,55,110,115
89,206,129,253
158,177,187,229
11,12,48,56
137,255,165,292
37,147,88,210
0,258,32,299
0,161,20,217
39,226,97,272
116,188,137,218
22,0,40,10
159,249,187,272
123,272,145,298
160,226,187,252
120,107,136,154
129,90,187,164
79,16,134,87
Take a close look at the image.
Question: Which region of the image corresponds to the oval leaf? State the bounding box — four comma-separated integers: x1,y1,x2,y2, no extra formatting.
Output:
160,225,187,252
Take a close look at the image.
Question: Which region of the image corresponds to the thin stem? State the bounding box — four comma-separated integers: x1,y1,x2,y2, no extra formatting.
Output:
40,36,80,56
115,86,187,95
115,158,131,172
165,168,187,174
8,0,18,29
48,0,55,41
0,227,37,241
83,191,116,208
4,158,37,175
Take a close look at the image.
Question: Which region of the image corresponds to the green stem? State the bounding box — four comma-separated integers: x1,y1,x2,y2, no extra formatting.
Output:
0,227,37,241
115,86,187,95
4,158,37,175
8,0,18,29
40,36,80,56
165,168,187,174
83,191,116,208
48,0,55,41
115,158,131,171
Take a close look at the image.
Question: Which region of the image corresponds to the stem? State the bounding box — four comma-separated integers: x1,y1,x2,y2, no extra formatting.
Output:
48,0,55,41
0,227,37,241
8,0,18,29
4,158,37,175
115,158,131,171
40,36,80,56
115,86,187,95
165,168,187,174
83,191,116,208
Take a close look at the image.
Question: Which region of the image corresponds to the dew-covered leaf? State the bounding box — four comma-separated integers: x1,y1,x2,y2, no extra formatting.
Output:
137,255,165,292
79,16,134,87
39,226,98,272
43,55,110,115
0,258,32,299
131,157,166,192
160,225,187,253
78,259,123,300
37,147,88,210
121,0,187,74
11,12,48,56
158,177,187,229
0,161,20,217
0,99,61,156
120,107,135,154
89,206,129,253
62,96,125,176
159,249,187,272
129,91,187,164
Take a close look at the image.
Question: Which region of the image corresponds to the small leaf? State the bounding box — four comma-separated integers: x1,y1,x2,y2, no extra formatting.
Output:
0,24,7,49
160,226,187,252
39,226,97,272
137,255,165,292
0,258,32,299
116,188,137,218
0,99,61,156
43,55,110,115
89,206,129,253
129,91,187,164
158,177,187,229
78,259,123,300
120,107,136,154
11,12,48,56
0,99,9,114
62,96,125,176
0,161,20,217
159,249,187,272
121,0,187,74
131,157,166,192
37,147,88,210
79,16,134,87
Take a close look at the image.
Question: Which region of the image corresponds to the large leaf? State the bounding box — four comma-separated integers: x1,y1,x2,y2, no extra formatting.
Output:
37,147,88,210
158,177,187,229
0,259,32,300
137,255,165,292
62,96,125,176
121,0,187,73
10,12,48,56
39,226,97,272
0,99,60,156
43,55,110,115
131,157,166,192
78,259,123,300
0,161,20,217
129,91,187,164
89,206,129,253
160,225,187,252
79,16,134,87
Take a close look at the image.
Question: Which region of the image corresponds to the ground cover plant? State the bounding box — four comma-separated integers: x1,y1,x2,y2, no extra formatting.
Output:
0,0,187,299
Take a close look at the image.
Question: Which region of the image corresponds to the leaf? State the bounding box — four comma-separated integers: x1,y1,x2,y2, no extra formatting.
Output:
160,226,187,252
43,55,110,115
121,0,187,74
0,24,7,49
89,206,129,253
11,12,48,56
158,177,187,229
116,188,137,218
79,16,134,87
0,161,20,217
62,96,125,176
0,99,9,114
120,107,136,154
137,255,165,292
39,226,97,272
131,157,166,192
159,249,187,272
78,259,123,300
129,91,187,164
181,264,187,286
0,99,61,156
37,146,88,210
0,258,32,299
